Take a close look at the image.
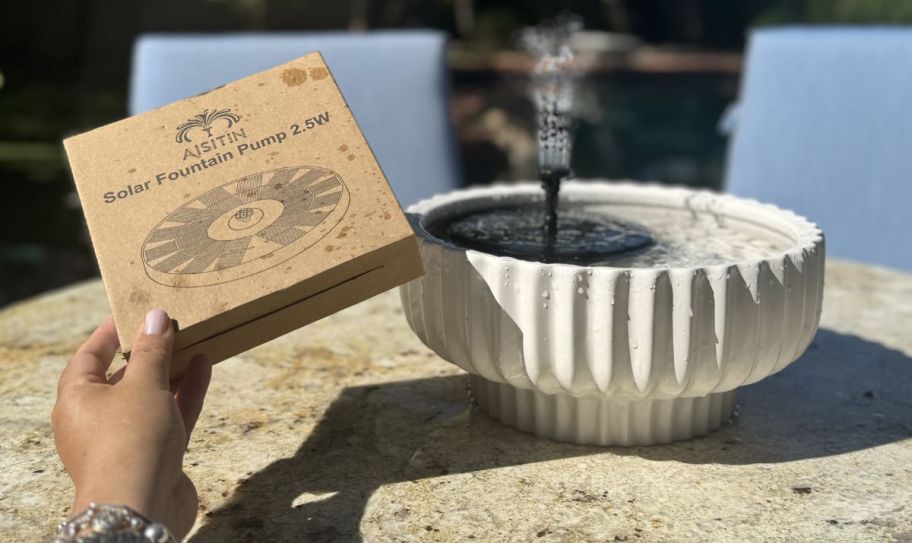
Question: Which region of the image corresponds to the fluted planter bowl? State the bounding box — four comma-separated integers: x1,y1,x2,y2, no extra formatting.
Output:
399,181,825,446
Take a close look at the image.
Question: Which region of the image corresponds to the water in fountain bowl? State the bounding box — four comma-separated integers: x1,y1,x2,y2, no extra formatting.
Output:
432,207,653,265
430,202,791,268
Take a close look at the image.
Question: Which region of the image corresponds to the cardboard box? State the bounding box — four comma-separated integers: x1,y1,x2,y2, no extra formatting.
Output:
64,52,423,378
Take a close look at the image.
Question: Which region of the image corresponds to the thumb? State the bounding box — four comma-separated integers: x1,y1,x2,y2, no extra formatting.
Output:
126,309,175,389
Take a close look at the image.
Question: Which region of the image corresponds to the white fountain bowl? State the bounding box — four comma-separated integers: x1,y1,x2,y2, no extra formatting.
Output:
399,181,825,446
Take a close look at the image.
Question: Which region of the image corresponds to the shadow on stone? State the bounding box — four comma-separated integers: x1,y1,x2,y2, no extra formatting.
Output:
189,328,912,541
624,328,912,465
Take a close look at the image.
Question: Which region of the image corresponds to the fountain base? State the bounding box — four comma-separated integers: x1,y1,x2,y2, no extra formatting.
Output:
471,376,737,446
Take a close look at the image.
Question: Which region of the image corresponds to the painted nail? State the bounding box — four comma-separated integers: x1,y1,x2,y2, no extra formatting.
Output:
190,353,209,366
144,309,170,335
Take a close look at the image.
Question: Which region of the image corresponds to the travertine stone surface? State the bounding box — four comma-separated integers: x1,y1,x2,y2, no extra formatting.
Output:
1,259,911,542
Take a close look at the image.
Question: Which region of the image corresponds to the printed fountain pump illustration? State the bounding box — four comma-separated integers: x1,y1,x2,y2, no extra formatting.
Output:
398,20,825,446
176,108,241,142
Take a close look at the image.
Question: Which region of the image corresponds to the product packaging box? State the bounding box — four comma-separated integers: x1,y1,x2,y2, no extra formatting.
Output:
64,52,423,378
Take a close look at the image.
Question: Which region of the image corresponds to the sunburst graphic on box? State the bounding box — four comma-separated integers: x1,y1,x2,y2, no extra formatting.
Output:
142,166,350,287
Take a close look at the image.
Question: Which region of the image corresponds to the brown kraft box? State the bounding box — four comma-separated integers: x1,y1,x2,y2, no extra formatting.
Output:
63,52,424,378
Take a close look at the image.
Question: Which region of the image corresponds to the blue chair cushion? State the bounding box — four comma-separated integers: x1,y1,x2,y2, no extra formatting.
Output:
130,32,461,206
726,27,912,271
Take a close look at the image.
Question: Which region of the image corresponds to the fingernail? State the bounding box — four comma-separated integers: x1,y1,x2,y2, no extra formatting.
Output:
190,354,212,375
190,353,209,366
144,309,170,335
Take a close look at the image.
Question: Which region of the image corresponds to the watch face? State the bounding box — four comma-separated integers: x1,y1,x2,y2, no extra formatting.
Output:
142,165,349,287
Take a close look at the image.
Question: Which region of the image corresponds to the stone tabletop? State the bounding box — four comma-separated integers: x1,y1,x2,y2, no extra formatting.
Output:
1,259,911,542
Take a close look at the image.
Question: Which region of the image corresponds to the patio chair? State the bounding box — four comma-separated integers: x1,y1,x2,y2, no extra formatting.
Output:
129,32,462,206
724,27,912,272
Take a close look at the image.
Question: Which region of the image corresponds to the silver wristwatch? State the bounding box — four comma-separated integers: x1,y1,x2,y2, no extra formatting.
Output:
52,503,178,543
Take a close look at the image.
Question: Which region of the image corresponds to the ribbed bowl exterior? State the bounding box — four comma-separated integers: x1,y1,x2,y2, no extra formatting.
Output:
399,181,825,444
471,375,738,446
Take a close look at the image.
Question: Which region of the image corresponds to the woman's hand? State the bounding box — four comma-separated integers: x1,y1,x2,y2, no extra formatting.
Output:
52,310,212,540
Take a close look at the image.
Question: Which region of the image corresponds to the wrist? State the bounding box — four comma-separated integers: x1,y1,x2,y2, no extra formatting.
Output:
72,483,160,525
